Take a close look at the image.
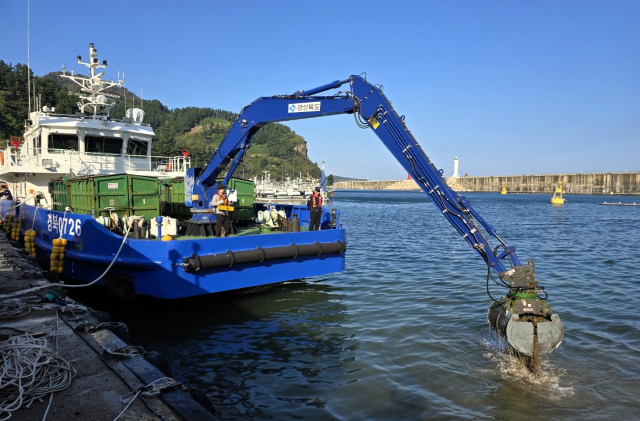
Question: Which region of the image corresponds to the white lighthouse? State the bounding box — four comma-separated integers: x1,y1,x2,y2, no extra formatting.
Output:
453,157,460,178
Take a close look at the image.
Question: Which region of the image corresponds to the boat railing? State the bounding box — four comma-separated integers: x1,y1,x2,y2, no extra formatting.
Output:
0,147,190,175
67,149,94,175
149,155,191,174
38,111,152,127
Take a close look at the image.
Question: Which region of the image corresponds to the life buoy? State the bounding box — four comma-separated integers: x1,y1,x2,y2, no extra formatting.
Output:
167,161,172,172
0,152,4,165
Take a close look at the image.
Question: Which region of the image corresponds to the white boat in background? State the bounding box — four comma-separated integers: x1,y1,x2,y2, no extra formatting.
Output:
255,171,315,202
254,164,333,203
0,43,188,203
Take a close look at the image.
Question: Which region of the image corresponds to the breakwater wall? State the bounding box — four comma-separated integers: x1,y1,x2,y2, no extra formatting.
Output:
450,172,640,195
334,172,640,195
333,180,399,190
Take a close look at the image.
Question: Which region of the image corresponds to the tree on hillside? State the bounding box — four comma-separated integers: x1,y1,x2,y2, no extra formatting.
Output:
0,61,30,138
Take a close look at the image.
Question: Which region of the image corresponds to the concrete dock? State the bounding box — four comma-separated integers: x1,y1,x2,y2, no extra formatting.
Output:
0,233,217,420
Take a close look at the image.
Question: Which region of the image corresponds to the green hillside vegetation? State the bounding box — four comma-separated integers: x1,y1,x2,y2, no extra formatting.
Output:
333,175,368,183
0,62,325,183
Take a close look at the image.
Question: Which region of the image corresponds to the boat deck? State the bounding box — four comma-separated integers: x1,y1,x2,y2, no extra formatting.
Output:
175,224,300,240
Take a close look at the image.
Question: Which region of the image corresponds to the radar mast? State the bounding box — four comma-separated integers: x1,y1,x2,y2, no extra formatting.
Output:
60,43,124,118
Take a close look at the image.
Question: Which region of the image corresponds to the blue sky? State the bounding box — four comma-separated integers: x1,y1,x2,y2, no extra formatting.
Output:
1,0,638,180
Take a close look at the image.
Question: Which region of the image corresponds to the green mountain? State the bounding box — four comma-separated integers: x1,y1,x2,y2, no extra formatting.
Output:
0,61,324,182
332,175,368,183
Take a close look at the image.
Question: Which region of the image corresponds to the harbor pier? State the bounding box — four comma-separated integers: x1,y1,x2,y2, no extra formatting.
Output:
0,235,216,421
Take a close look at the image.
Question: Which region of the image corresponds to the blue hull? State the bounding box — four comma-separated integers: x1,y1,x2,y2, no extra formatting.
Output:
4,202,345,299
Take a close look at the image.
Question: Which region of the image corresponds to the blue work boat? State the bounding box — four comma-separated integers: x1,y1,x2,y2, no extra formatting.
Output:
0,44,345,299
1,202,344,299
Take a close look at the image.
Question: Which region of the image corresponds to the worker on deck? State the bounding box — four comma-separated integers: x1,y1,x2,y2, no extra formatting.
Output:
307,187,322,231
211,185,232,237
0,183,13,201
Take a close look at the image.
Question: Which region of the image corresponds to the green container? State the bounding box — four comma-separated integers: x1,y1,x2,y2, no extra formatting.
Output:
94,175,129,217
94,174,161,220
227,178,255,223
130,175,161,220
166,178,191,217
170,178,185,204
52,179,71,211
159,178,170,204
69,177,97,215
68,174,161,220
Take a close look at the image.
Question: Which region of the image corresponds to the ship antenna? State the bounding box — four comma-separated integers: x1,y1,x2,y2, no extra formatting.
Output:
122,71,126,111
27,0,31,115
60,43,122,118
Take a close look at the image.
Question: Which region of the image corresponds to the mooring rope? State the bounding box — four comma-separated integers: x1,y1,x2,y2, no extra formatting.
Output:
0,218,133,301
0,333,76,420
114,377,187,421
103,345,148,359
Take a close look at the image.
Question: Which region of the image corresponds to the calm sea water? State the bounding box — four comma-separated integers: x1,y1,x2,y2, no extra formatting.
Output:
106,191,640,420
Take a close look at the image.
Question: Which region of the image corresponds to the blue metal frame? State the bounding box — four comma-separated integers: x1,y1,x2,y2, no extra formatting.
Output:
187,75,519,274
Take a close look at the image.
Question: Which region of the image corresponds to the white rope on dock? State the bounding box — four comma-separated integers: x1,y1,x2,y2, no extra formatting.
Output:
114,377,186,421
0,333,77,420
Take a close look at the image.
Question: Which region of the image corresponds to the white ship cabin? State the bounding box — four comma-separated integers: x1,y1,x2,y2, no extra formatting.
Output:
0,108,190,205
0,43,189,205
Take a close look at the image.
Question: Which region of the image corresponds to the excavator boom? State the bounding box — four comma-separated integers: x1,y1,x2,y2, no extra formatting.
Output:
186,75,564,364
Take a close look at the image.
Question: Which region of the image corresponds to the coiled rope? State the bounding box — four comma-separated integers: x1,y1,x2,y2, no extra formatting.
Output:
0,334,76,420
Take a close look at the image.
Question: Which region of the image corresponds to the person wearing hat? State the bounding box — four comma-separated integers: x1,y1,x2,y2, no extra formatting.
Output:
0,183,12,201
307,186,323,231
210,184,233,237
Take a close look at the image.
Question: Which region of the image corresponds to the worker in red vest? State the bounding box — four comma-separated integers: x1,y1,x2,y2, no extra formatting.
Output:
307,187,322,230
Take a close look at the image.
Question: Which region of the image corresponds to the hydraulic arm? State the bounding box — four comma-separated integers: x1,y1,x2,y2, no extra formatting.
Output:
186,75,564,363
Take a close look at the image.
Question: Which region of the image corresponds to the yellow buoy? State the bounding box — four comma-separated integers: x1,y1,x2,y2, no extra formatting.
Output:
501,185,507,195
551,176,565,205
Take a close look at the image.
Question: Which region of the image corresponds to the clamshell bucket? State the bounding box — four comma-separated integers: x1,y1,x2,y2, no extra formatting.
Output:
488,306,564,357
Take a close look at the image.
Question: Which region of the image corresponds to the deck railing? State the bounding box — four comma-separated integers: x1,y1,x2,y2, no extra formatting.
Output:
0,148,190,175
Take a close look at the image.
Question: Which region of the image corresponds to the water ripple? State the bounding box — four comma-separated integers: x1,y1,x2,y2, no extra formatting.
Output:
108,191,640,420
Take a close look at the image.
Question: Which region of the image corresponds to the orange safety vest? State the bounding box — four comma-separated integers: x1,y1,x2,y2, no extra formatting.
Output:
311,194,322,209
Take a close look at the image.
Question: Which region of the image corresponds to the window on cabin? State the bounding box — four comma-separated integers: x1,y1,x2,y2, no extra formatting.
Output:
86,135,123,154
48,134,78,152
127,139,149,156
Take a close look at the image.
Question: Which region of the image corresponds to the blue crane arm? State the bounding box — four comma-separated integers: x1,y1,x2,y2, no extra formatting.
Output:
188,75,520,273
187,75,567,361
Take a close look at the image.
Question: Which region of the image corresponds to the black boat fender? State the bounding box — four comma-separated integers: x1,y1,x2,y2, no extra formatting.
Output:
182,240,346,272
